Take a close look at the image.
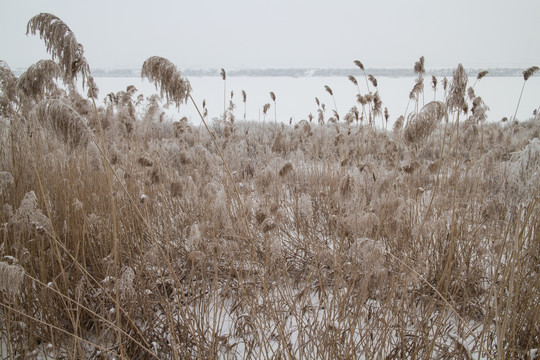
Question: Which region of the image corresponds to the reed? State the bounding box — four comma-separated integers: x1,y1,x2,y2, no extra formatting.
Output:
270,91,276,123
512,66,538,122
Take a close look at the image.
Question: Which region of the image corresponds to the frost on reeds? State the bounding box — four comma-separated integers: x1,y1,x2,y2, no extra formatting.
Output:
0,261,25,296
26,13,90,86
34,98,90,147
0,171,14,196
141,56,191,109
0,61,18,116
8,191,50,237
507,138,540,200
447,63,468,113
17,60,61,103
403,101,446,144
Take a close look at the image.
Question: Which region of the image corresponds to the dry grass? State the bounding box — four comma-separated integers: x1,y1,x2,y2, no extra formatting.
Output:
1,13,539,360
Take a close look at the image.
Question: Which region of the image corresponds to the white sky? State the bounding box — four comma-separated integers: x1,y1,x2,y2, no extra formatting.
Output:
1,0,539,71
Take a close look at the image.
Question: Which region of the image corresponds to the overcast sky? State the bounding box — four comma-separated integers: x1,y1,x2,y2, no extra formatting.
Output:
1,0,539,71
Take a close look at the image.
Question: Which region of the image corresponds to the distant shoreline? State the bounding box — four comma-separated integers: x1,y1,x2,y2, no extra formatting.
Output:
12,67,526,78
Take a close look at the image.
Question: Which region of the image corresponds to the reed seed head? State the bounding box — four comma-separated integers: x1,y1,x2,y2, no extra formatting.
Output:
35,98,90,147
220,68,226,80
27,13,90,86
324,85,333,96
353,60,364,71
414,56,425,75
270,91,276,102
17,59,61,102
523,66,539,81
431,75,438,90
368,74,378,87
477,70,488,80
141,56,191,109
447,64,468,112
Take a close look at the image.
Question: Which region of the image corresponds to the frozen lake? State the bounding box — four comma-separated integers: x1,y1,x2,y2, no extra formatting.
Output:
92,75,540,127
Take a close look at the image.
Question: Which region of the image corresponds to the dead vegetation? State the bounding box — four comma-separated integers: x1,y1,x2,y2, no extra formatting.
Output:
0,13,539,360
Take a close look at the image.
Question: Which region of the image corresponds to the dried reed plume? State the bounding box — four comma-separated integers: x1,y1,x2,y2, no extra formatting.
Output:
431,75,438,100
17,59,61,102
242,90,247,121
141,56,191,109
325,85,339,120
403,101,446,144
0,61,18,115
35,98,90,147
270,91,277,123
512,66,539,122
472,70,488,89
447,64,468,113
86,75,99,99
26,13,90,87
263,103,270,122
414,56,425,76
353,60,364,71
477,70,488,81
368,74,378,88
523,66,539,81
0,261,25,296
324,85,333,96
221,68,227,115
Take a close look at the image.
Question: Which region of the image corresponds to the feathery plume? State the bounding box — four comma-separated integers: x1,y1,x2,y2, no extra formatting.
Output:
442,77,448,91
141,56,191,109
523,66,539,81
220,68,227,80
431,75,438,90
409,79,424,100
477,70,488,80
0,61,19,115
403,101,446,144
270,91,276,102
35,98,90,147
86,76,99,99
26,13,90,86
17,59,61,102
348,75,358,86
447,64,468,113
512,65,539,121
414,56,425,76
0,261,25,296
353,60,364,71
368,74,378,88
324,85,333,96
242,90,246,103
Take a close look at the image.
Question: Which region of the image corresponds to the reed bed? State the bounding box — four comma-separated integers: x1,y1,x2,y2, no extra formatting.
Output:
0,13,539,360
